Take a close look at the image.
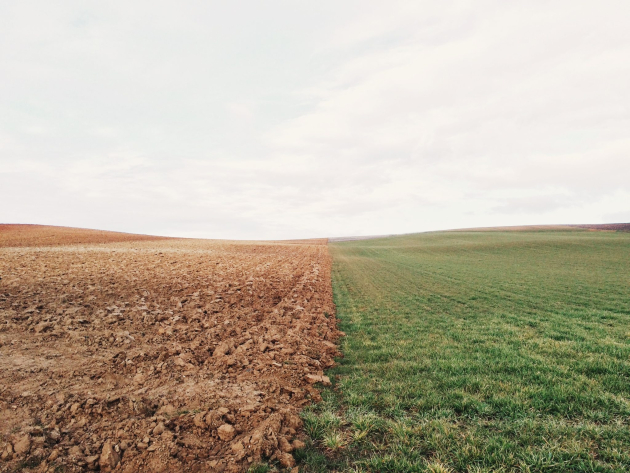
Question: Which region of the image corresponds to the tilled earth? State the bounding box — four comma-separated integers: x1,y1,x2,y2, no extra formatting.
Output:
572,223,630,232
0,226,340,472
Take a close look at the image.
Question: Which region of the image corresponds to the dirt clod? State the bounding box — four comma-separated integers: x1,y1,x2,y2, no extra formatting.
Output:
278,451,296,468
217,424,236,441
100,441,120,472
12,435,30,456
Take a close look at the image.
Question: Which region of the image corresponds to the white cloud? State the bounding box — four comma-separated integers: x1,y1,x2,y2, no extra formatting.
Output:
1,1,629,239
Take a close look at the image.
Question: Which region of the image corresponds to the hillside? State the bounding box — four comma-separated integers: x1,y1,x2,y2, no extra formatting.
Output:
301,229,630,471
0,225,169,248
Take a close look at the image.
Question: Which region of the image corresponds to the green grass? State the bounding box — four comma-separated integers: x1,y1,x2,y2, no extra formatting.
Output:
301,230,630,472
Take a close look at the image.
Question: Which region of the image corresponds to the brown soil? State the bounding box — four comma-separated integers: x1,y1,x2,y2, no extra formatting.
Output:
570,223,630,232
449,225,579,232
0,226,340,472
0,225,170,248
450,224,630,233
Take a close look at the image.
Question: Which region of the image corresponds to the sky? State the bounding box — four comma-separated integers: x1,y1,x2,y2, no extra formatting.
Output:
1,1,629,240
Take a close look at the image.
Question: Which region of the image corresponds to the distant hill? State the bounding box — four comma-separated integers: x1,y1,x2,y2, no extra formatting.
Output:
570,223,630,232
450,223,630,233
0,224,168,247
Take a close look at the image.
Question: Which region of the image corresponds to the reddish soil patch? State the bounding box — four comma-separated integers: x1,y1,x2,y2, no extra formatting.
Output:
570,223,630,232
451,224,630,233
0,225,169,248
0,228,340,472
450,225,578,232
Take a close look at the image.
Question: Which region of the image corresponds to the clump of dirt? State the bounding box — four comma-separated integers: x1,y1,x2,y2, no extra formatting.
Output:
0,227,340,472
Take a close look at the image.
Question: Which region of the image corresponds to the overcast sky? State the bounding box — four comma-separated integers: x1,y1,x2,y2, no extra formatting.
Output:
1,1,629,239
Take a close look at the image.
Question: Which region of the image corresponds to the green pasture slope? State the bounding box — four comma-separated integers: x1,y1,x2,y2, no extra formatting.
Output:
299,229,630,472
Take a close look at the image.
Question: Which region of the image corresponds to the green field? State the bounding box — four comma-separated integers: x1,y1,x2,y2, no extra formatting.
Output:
299,230,630,472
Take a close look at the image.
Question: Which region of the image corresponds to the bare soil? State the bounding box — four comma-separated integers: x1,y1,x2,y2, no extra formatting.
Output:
449,225,579,232
0,226,340,472
0,225,170,248
570,223,630,232
451,224,630,233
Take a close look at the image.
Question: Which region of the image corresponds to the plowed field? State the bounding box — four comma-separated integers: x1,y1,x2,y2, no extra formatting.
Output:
0,225,170,248
0,226,340,472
